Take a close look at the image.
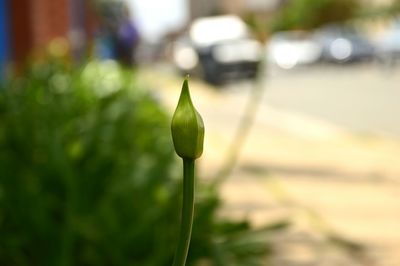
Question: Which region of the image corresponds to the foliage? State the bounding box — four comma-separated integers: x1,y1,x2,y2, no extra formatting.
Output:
0,59,279,265
271,0,359,32
364,0,400,18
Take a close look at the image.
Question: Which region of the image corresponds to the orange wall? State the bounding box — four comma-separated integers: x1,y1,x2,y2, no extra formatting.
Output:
9,0,70,67
31,0,70,48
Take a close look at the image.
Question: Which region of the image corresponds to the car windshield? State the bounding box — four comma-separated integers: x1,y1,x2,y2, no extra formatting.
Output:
273,31,313,41
189,15,248,46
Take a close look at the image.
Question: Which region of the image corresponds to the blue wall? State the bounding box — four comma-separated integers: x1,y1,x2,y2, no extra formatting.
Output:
0,0,10,78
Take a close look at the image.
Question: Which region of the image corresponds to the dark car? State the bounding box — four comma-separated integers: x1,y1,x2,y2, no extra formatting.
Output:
315,25,375,63
172,15,262,84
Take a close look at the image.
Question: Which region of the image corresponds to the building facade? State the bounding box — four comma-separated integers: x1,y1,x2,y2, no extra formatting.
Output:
1,0,96,73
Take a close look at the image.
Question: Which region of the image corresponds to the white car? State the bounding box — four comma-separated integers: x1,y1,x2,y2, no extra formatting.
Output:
375,21,400,66
267,31,322,69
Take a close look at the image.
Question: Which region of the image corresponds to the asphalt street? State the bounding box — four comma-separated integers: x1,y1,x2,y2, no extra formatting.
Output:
225,63,400,137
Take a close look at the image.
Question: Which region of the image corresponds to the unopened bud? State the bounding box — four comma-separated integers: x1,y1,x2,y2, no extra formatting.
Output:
171,77,204,159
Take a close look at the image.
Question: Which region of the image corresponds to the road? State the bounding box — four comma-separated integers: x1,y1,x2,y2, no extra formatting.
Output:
210,63,400,266
225,63,400,137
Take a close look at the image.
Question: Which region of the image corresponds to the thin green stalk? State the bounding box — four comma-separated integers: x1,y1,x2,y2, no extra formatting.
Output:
213,51,267,186
173,158,195,266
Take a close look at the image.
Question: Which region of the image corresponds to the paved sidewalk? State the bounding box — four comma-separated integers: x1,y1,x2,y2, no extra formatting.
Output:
140,68,400,266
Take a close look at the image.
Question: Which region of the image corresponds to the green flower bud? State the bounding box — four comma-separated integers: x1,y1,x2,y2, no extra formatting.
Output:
171,77,204,159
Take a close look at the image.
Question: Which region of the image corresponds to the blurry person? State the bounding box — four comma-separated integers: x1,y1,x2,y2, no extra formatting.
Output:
114,4,140,66
95,1,140,66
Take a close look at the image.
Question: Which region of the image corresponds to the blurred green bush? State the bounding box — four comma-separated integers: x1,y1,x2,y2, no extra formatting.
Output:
271,0,359,32
0,59,274,266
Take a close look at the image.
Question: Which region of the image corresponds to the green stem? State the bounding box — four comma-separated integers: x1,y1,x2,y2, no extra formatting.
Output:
213,50,267,187
173,158,195,266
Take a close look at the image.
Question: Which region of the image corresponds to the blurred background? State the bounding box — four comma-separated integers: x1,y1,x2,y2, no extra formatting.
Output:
1,0,400,265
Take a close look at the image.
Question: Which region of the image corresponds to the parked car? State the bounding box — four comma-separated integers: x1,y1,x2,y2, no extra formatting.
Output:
267,31,322,69
172,15,262,84
315,25,375,63
375,21,400,67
